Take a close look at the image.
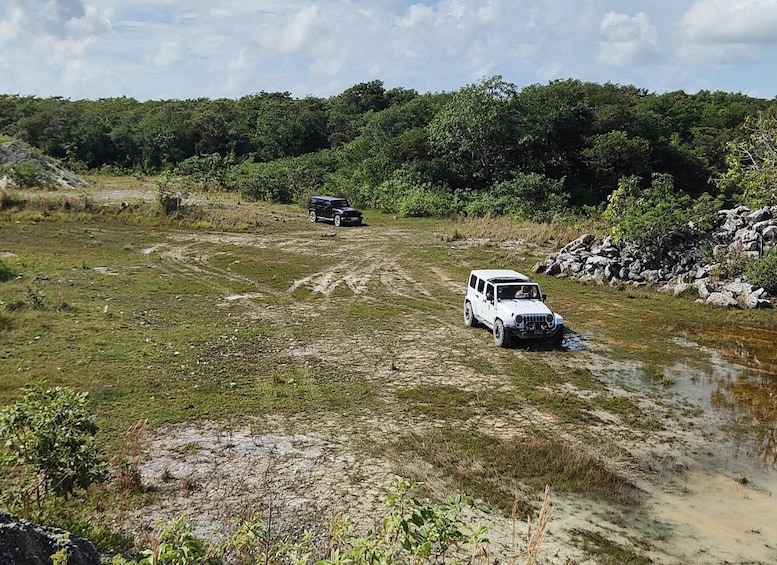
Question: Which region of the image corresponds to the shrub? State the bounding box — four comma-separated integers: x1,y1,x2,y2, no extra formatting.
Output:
131,478,490,565
464,173,569,222
604,173,721,264
174,153,233,192
0,312,12,331
746,246,777,294
0,384,107,505
139,517,215,565
156,172,191,215
3,160,50,189
0,259,15,282
374,167,456,217
229,150,339,204
397,187,452,217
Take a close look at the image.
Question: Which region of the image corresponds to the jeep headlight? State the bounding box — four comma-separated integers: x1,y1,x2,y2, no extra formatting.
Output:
515,315,523,324
545,314,554,323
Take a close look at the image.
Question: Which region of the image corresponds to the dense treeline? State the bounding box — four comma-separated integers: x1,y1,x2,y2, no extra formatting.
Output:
0,77,773,217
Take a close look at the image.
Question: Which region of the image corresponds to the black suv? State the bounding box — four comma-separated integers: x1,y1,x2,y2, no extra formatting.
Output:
307,196,363,227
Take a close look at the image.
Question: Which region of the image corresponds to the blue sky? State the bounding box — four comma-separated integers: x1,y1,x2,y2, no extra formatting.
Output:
2,0,777,101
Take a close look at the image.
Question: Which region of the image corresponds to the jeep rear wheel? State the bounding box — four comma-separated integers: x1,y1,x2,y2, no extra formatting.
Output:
334,214,342,227
464,301,477,327
309,210,317,222
493,319,510,348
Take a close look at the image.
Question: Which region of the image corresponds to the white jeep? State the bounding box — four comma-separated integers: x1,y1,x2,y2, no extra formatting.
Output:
463,269,564,347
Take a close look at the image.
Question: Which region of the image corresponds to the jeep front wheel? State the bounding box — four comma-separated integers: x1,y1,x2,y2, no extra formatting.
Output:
334,214,342,227
464,301,477,327
493,319,511,348
550,324,564,346
309,210,317,222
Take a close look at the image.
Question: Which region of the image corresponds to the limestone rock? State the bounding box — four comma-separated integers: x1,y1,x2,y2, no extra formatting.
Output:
0,512,100,565
706,292,739,308
531,204,776,309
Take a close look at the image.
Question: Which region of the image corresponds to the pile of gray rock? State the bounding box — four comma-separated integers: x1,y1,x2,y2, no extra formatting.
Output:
533,205,777,309
0,140,89,190
0,512,100,565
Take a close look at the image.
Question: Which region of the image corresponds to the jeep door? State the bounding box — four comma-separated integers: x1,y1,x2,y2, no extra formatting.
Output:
479,282,497,328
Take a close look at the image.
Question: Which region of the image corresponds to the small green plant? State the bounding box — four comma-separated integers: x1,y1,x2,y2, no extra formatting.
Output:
318,477,488,564
128,478,492,565
0,259,15,282
746,246,777,294
0,311,12,331
114,420,148,496
4,159,50,189
139,517,215,565
26,285,45,309
156,172,191,216
0,384,107,510
50,534,70,565
709,252,749,281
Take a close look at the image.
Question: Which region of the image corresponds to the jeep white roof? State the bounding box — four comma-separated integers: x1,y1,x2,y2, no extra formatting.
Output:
470,269,531,283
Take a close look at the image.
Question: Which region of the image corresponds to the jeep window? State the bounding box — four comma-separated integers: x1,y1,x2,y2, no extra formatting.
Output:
331,199,348,207
469,274,477,289
497,284,518,300
485,283,494,300
476,278,485,293
518,285,540,299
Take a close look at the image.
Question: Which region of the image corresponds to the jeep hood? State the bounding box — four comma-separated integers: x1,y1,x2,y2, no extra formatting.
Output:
497,299,553,316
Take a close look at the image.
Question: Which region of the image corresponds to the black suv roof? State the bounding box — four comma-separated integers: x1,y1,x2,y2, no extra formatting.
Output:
310,196,343,201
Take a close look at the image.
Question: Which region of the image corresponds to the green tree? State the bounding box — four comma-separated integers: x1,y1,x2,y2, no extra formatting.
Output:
717,109,777,206
252,95,329,161
0,384,107,505
427,75,518,188
327,80,389,147
581,131,651,199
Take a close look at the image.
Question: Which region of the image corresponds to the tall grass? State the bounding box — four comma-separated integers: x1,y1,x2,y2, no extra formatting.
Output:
438,214,599,249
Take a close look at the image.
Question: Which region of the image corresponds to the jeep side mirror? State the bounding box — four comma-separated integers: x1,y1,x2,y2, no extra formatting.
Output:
542,293,547,301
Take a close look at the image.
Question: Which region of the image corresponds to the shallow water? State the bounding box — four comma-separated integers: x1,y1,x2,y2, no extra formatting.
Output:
583,332,777,563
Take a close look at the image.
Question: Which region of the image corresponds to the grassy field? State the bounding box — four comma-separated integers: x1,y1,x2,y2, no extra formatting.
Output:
1,178,776,563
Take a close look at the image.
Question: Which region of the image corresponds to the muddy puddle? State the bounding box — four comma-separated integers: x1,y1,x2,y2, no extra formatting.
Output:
583,334,777,563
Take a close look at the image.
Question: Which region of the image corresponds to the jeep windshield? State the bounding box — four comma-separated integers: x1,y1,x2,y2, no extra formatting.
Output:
331,199,349,208
496,284,540,300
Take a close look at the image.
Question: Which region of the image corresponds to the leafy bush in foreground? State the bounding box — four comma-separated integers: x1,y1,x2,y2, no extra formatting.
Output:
0,384,107,507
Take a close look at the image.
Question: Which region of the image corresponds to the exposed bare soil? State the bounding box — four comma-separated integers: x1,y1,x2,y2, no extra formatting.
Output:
75,189,777,564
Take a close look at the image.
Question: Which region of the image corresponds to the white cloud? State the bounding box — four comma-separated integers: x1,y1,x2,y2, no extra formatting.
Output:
1,1,776,101
598,11,659,66
258,5,323,54
154,41,181,67
2,0,110,41
678,0,777,44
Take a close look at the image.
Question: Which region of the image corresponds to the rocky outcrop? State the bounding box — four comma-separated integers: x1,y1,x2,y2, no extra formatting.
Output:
0,512,100,565
533,206,776,309
0,140,89,189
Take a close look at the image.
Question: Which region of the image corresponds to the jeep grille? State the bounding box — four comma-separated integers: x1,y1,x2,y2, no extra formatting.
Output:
522,314,553,325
